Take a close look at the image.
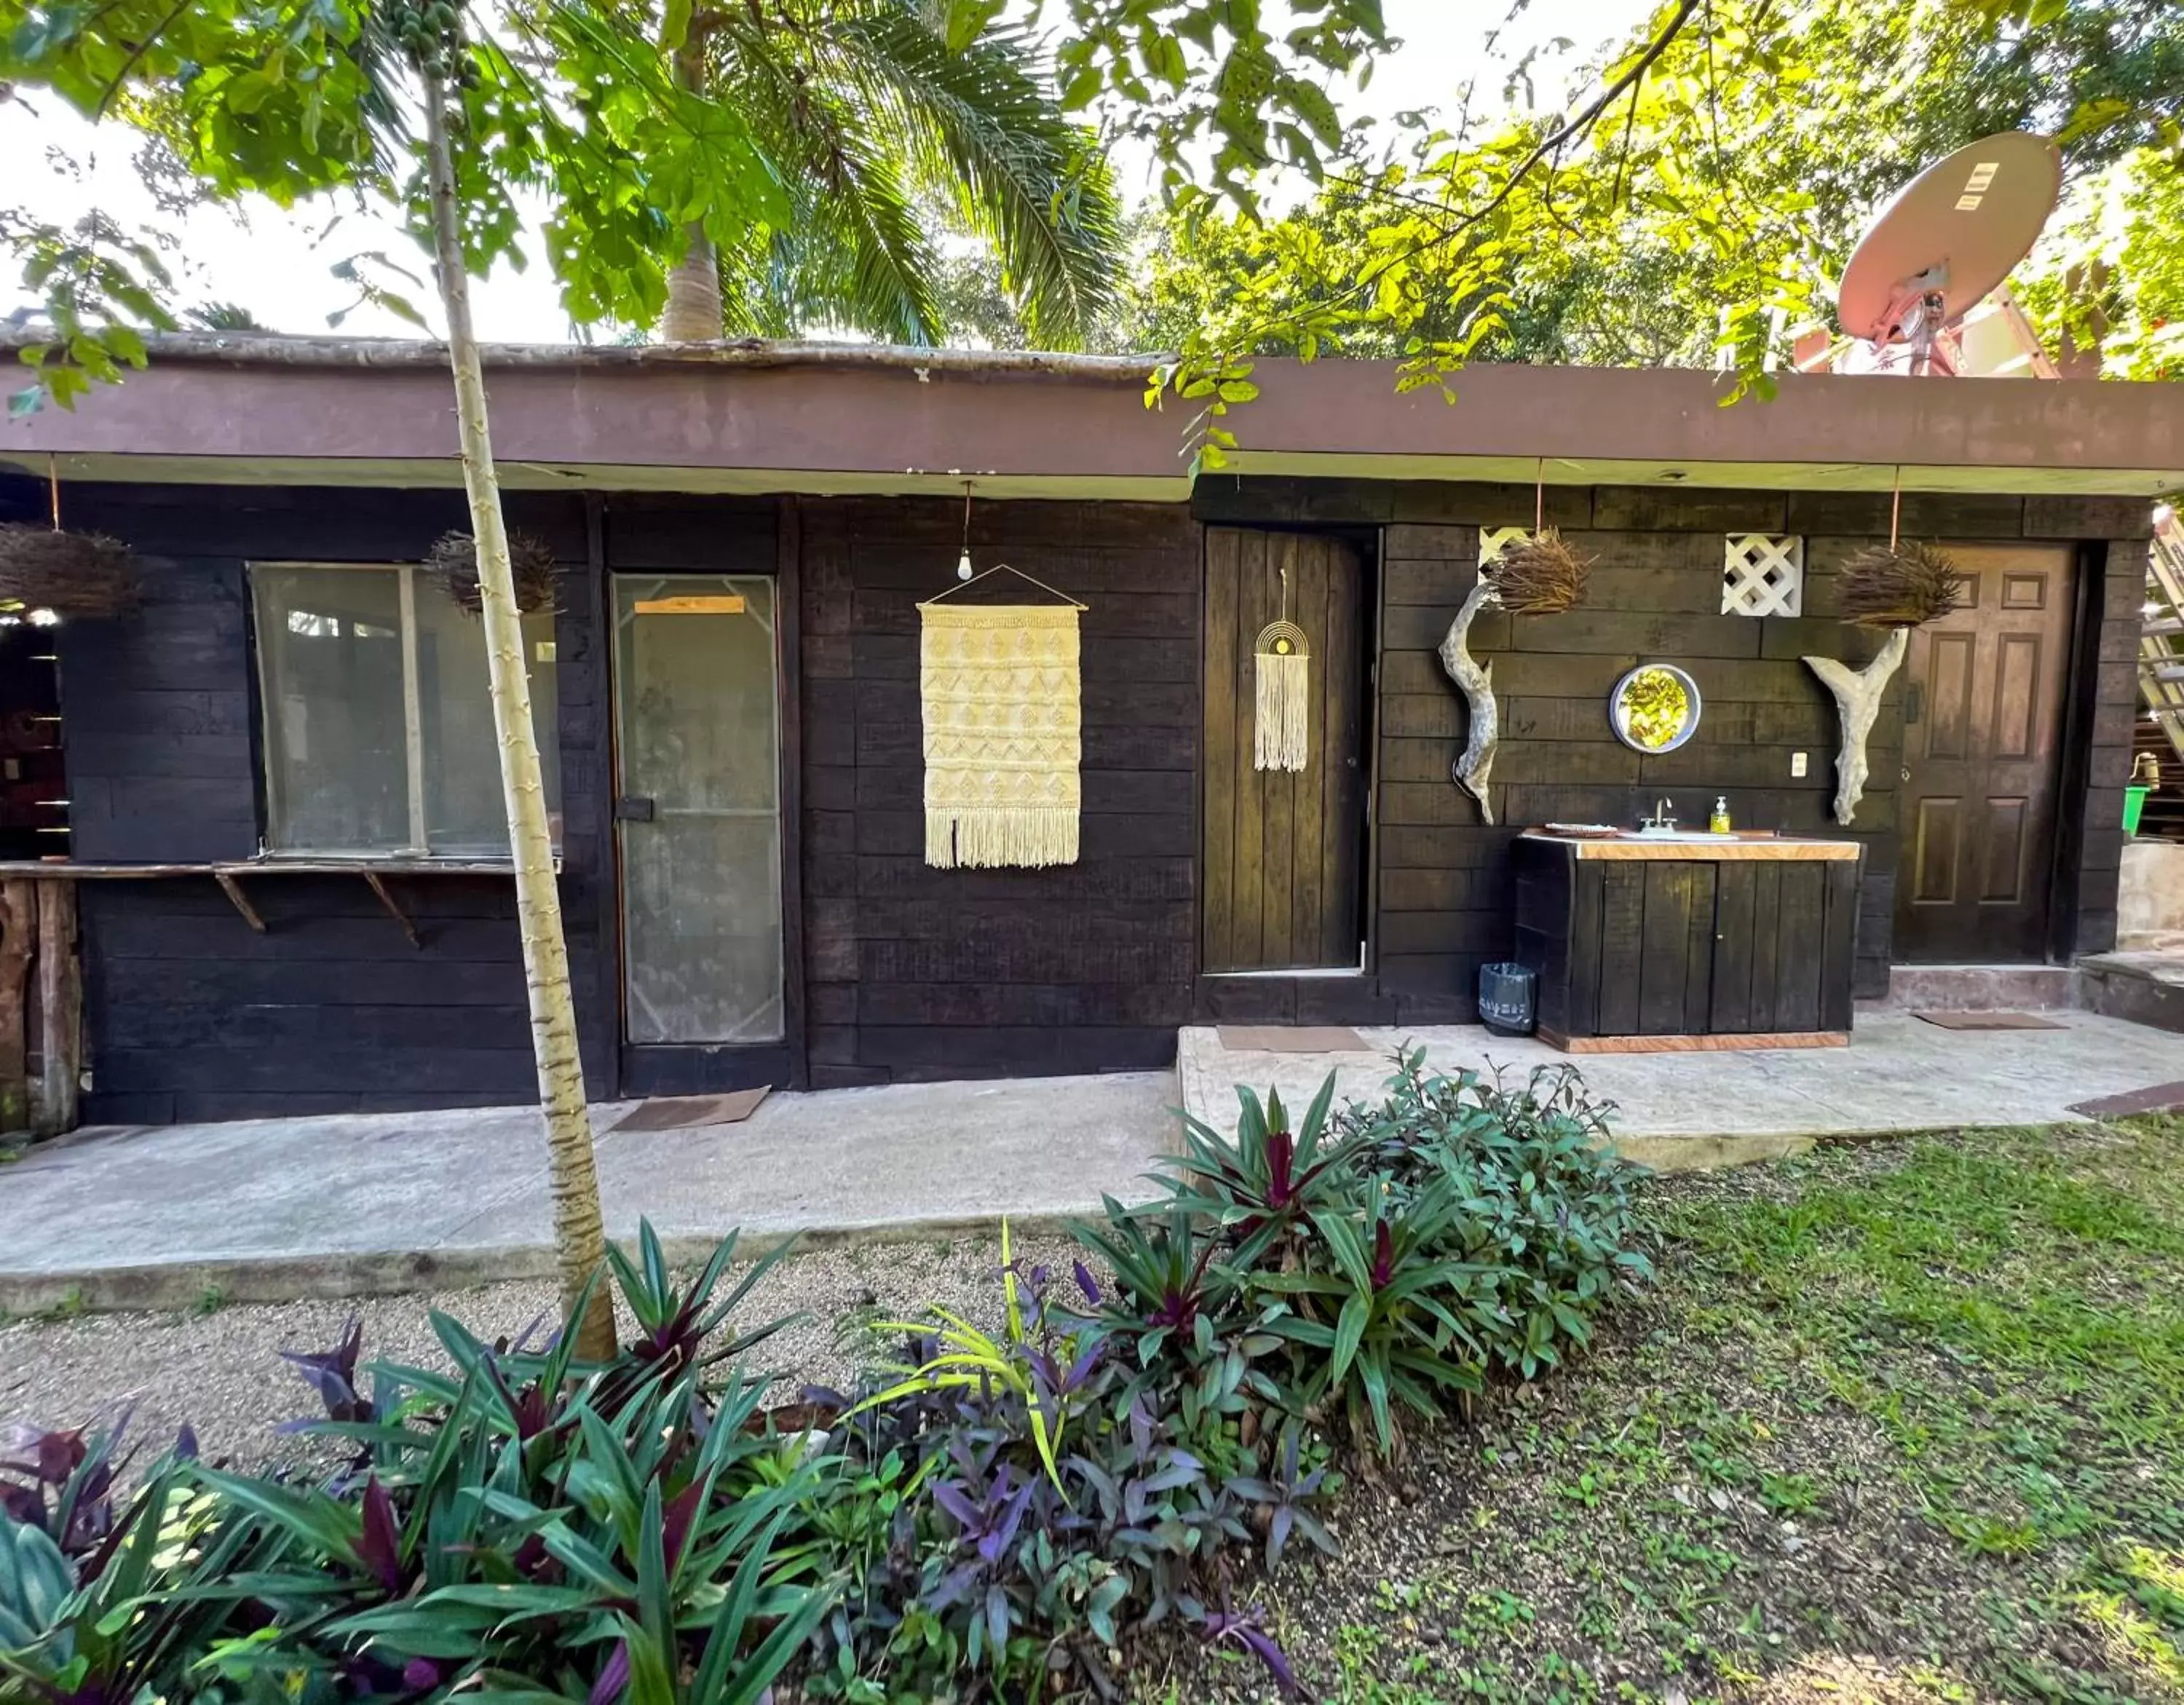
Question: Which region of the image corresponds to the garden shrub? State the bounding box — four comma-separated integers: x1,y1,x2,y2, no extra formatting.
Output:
798,1048,1651,1698
787,1227,1327,1701
0,1225,833,1705
1154,1047,1653,1450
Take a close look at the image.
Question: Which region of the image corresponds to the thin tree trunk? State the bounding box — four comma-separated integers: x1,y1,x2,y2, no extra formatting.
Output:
659,43,722,342
423,75,616,1361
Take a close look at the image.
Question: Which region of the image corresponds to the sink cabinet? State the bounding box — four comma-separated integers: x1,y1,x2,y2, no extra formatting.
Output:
1513,834,1864,1051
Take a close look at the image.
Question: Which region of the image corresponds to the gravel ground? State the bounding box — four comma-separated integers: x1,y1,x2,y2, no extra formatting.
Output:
0,1232,1077,1471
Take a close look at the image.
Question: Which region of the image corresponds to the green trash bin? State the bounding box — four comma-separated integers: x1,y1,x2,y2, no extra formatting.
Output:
2124,785,2151,836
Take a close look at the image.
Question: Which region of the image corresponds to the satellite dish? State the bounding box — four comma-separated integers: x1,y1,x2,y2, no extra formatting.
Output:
1836,131,2062,375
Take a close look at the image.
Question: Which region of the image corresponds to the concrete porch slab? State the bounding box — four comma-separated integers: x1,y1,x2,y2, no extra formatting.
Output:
1179,1009,2184,1171
0,1072,1180,1316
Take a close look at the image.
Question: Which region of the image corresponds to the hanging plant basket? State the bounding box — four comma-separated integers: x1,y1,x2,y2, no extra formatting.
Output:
1487,527,1591,614
1835,540,1964,628
0,524,141,619
427,529,561,615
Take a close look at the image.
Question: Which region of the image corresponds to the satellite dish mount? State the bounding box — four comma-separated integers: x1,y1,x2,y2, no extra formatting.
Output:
1835,132,2061,377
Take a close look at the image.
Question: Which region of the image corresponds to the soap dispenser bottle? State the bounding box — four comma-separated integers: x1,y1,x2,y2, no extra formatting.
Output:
1710,796,1732,834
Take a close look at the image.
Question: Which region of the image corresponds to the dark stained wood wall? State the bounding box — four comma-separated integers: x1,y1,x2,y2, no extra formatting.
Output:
13,467,2151,1123
797,497,1200,1085
1199,478,2152,1022
36,483,614,1124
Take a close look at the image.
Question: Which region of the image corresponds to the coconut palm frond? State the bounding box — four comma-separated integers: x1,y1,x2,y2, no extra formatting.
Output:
820,4,1120,349
705,10,946,344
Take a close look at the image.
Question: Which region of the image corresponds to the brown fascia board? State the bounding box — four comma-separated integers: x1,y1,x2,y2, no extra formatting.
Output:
1,334,2180,497
0,343,1183,491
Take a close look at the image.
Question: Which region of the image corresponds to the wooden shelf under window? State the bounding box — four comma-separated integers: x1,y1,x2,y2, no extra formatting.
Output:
0,857,561,949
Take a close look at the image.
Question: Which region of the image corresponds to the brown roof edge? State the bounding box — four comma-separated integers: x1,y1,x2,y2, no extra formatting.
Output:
0,330,1168,381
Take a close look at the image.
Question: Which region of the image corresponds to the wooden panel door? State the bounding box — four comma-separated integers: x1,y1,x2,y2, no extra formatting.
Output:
1895,544,2074,962
1203,529,1368,972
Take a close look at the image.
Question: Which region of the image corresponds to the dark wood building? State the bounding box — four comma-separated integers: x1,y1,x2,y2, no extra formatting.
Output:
0,341,2174,1123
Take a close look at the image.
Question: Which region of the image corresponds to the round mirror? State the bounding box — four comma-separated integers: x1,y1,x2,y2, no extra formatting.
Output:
1610,663,1702,753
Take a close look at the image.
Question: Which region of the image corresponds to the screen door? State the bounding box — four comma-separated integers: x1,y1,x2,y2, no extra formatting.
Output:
613,575,785,1044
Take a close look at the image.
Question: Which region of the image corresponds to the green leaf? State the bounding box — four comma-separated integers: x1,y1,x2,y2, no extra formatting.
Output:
1331,1291,1369,1386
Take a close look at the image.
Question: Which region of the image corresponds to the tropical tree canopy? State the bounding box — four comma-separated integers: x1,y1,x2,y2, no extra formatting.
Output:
662,0,1120,348
1115,0,2180,459
1,0,1388,403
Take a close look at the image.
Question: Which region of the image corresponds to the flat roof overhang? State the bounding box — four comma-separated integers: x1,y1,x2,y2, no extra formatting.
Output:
4,337,2179,500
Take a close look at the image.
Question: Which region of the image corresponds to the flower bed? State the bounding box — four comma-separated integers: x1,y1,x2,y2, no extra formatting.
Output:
0,1051,1654,1703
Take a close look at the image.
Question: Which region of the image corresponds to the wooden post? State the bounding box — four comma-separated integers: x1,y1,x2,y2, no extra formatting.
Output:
0,879,32,1134
33,879,81,1136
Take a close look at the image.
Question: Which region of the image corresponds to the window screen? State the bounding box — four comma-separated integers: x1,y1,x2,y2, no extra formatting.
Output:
252,563,561,856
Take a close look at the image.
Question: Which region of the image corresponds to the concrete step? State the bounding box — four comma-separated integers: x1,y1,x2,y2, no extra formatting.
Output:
1872,963,2076,1011
2076,951,2184,1034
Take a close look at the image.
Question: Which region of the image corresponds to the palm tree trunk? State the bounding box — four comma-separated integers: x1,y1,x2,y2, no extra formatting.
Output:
661,223,723,341
660,43,722,341
422,74,616,1361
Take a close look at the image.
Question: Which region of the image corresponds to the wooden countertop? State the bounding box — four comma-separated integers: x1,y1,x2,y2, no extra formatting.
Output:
1519,831,1861,863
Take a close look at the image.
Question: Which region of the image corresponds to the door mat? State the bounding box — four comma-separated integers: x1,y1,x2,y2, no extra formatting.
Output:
609,1087,771,1133
1911,1010,2067,1031
2068,1081,2184,1119
1217,1026,1369,1053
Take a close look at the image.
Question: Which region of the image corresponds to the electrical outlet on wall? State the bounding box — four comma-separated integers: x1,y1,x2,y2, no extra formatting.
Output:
1790,751,1809,778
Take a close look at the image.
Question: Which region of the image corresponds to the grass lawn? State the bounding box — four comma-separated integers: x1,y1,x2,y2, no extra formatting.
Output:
1171,1116,2184,1705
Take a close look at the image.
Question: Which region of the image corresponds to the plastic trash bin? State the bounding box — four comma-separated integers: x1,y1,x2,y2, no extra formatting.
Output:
1479,962,1537,1037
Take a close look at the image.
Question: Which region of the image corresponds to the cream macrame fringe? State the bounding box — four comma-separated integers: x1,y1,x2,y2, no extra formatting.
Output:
925,806,1080,870
1254,649,1310,772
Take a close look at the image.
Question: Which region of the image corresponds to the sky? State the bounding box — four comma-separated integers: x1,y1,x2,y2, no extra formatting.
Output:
0,0,1651,344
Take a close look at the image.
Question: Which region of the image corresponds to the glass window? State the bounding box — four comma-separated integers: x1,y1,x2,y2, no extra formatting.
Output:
251,563,561,857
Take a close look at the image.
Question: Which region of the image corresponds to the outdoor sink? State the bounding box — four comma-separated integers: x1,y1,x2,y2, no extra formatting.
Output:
1629,828,1740,841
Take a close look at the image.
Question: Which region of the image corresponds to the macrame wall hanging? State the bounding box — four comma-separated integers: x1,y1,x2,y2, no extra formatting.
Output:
917,484,1085,870
1252,561,1310,772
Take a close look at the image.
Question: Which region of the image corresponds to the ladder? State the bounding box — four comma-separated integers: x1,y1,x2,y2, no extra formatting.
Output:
2145,512,2184,767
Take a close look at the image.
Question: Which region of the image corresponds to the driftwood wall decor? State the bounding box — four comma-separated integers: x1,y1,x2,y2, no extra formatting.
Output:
1439,527,1589,823
1802,537,1966,826
1804,628,1910,826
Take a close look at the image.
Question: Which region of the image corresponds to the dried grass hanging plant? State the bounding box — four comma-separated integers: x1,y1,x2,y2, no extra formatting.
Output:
428,529,561,615
0,523,141,619
1834,539,1966,629
1485,527,1591,614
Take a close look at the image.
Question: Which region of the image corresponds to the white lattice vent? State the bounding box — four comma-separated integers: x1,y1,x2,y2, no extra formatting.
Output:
1479,526,1532,567
1722,533,1805,616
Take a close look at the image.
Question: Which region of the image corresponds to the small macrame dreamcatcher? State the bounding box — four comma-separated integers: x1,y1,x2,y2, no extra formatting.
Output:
1252,564,1311,773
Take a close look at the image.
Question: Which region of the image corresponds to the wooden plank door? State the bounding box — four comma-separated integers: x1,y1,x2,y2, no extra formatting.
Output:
1203,529,1368,972
1895,543,2074,962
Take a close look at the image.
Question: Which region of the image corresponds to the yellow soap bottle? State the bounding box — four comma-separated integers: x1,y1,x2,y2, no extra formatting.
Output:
1710,796,1732,833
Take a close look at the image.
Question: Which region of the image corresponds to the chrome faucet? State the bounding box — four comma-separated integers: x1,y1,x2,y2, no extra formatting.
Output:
1639,798,1677,831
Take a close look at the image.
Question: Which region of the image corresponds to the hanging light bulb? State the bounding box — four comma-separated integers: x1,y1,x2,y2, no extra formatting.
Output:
957,479,976,579
956,545,974,581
